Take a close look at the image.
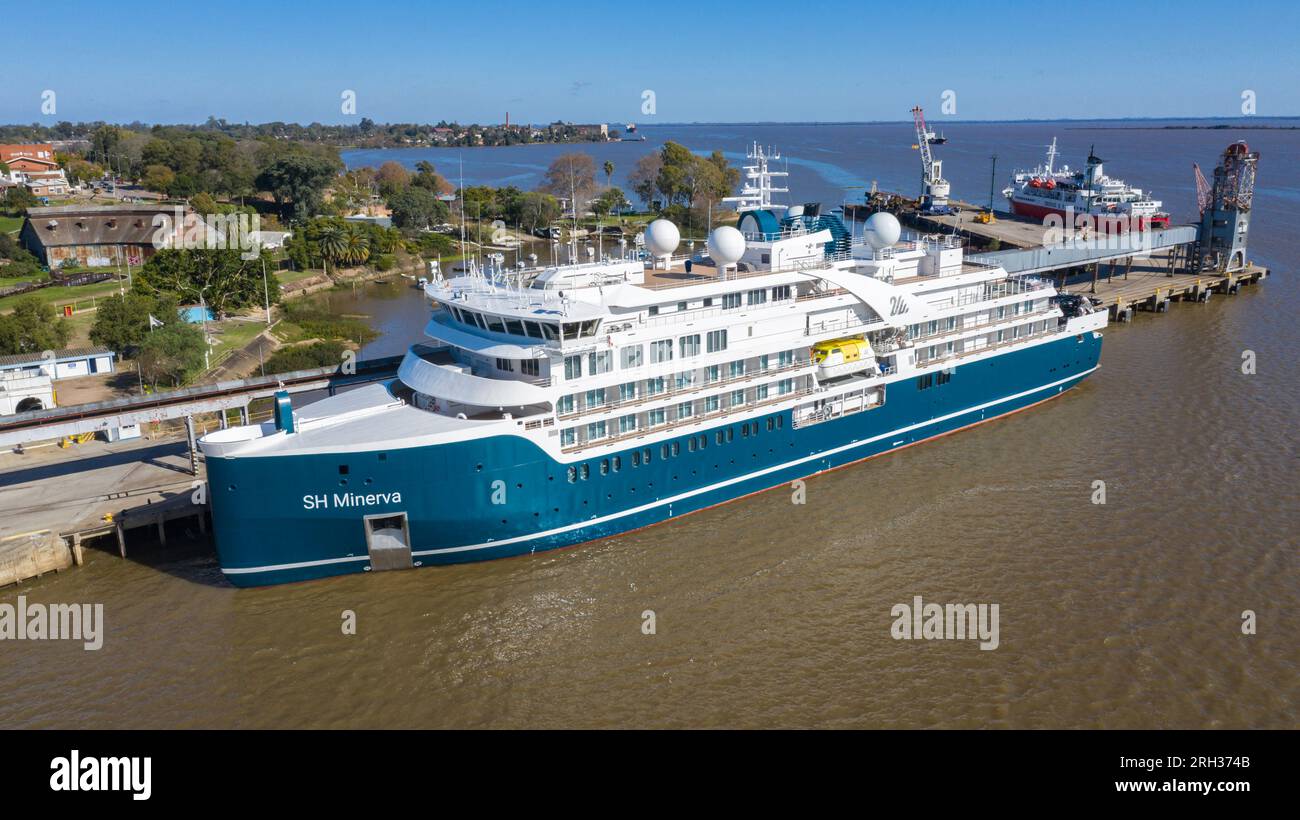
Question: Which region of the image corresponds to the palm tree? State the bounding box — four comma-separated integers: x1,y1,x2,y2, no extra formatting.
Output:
317,224,346,276
603,160,614,189
342,225,370,266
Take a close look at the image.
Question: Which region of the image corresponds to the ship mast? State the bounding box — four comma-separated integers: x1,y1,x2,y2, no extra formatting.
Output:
721,142,789,212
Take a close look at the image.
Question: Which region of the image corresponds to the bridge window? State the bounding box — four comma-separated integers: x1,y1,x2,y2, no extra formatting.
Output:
520,359,540,377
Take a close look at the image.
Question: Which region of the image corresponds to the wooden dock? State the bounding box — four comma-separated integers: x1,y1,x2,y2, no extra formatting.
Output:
1056,259,1269,321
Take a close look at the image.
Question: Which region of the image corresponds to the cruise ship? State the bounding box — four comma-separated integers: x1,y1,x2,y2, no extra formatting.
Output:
200,188,1106,586
1003,138,1170,231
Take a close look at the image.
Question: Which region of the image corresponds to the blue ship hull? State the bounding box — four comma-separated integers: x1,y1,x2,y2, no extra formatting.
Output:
206,333,1101,586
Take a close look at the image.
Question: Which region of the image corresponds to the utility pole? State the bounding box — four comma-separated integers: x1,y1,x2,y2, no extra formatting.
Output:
988,155,998,213
261,256,271,324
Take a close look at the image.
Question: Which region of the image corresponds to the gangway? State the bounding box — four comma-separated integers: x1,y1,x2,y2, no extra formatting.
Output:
0,353,404,449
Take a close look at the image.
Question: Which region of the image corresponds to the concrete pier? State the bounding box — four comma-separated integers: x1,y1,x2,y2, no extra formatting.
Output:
0,530,81,587
0,434,208,585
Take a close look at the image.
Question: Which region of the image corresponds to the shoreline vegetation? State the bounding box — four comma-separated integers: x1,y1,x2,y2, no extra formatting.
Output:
1,124,741,397
0,118,623,151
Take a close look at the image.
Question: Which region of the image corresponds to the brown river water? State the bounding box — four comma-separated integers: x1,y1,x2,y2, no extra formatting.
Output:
1,122,1296,728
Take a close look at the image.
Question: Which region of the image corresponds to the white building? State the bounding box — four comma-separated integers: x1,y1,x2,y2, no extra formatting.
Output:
0,371,55,415
0,347,117,381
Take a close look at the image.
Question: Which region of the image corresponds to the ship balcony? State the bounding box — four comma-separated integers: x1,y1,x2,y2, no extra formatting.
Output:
398,345,552,409
555,358,813,422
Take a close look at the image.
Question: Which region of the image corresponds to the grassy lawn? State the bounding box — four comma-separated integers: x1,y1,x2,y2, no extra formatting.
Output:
0,278,125,313
62,312,98,348
207,318,270,365
276,266,324,286
0,215,22,234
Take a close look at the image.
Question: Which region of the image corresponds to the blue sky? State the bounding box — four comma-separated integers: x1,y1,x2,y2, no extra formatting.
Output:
5,0,1298,124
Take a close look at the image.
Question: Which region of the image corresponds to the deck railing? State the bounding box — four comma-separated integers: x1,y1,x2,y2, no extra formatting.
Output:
561,387,814,454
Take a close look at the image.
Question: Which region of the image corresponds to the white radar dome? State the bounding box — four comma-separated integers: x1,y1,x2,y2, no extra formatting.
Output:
863,211,902,249
706,226,746,268
644,219,680,258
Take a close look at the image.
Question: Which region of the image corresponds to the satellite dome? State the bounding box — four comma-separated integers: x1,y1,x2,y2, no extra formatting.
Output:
786,204,805,219
644,219,680,258
706,226,746,267
863,211,902,249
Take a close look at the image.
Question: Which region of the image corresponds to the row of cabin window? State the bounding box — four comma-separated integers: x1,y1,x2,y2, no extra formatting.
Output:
561,380,798,445
565,341,802,385
446,305,600,341
559,353,800,413
564,417,786,481
646,286,792,317
915,320,1051,364
907,299,1041,341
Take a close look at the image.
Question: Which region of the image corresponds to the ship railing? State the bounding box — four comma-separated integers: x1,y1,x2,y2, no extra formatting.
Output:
560,387,815,454
555,359,813,421
804,316,887,339
791,386,885,430
913,322,1060,368
639,252,853,291
907,306,1058,344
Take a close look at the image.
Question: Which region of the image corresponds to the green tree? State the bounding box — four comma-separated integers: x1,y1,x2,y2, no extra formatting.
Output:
142,164,176,193
89,292,180,358
190,192,219,214
412,160,450,194
91,124,126,164
316,223,347,272
138,320,206,388
592,187,629,218
0,296,71,356
388,187,446,231
255,154,340,223
1,186,38,216
341,224,371,266
603,160,615,189
135,249,280,317
515,191,561,233
374,161,411,199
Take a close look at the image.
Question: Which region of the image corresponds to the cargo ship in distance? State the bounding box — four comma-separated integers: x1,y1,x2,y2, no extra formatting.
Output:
1003,138,1170,231
200,168,1107,586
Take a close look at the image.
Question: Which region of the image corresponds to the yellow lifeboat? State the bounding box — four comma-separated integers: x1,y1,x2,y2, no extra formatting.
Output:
812,337,876,379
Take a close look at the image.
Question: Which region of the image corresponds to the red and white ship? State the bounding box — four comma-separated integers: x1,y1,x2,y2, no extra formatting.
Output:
1002,138,1169,231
